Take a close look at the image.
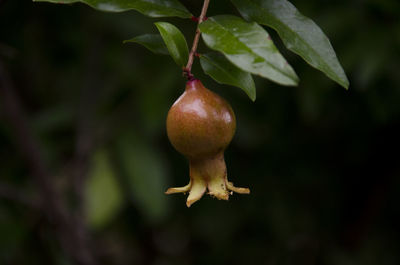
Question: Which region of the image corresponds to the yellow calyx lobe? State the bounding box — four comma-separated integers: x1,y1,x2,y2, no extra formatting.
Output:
165,79,250,207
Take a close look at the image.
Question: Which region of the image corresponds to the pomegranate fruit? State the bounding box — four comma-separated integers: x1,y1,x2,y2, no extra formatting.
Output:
165,79,250,207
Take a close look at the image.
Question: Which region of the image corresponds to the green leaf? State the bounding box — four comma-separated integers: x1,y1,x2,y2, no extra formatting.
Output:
85,150,123,229
200,52,256,101
116,133,170,223
33,0,192,18
231,0,349,89
155,22,189,67
124,34,169,55
199,15,298,86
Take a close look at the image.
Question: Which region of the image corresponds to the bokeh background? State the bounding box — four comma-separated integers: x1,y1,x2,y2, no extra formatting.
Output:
1,0,400,264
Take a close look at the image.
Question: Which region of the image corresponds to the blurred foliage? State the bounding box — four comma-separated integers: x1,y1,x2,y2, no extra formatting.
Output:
113,132,170,223
0,0,399,265
86,150,123,229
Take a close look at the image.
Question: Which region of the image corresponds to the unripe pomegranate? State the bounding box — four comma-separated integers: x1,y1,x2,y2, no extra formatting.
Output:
165,79,250,207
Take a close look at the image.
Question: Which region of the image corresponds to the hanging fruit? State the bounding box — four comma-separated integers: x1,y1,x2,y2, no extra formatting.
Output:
165,79,250,207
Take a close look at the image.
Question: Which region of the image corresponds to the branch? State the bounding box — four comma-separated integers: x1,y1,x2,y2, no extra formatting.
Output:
183,0,210,80
0,61,96,265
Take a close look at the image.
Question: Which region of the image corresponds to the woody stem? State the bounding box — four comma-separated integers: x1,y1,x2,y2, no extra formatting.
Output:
184,0,210,80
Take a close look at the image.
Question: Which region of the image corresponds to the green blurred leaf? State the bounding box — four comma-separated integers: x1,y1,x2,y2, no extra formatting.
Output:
117,134,170,223
155,22,189,67
200,52,256,101
124,34,169,55
199,15,298,86
33,0,192,18
85,150,123,229
231,0,349,89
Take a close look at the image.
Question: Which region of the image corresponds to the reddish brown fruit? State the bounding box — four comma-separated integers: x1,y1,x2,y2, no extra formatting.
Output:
165,79,250,207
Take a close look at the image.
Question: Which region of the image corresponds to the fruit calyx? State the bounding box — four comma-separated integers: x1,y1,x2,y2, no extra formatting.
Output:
165,79,250,207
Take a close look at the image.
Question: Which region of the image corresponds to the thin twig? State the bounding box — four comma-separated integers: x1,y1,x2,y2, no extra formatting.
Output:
0,61,96,265
184,0,210,80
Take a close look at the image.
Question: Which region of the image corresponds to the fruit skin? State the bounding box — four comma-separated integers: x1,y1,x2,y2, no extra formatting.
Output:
165,79,249,207
166,79,236,159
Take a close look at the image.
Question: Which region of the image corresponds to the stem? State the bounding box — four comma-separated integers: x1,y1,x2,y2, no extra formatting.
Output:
0,61,96,265
184,0,210,80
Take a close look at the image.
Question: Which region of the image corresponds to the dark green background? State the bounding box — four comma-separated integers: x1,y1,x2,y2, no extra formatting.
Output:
0,0,399,264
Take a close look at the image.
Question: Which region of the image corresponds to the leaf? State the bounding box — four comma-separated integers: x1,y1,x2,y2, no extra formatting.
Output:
155,22,189,67
116,133,170,223
200,52,256,101
33,0,192,18
199,15,298,86
85,150,123,229
231,0,349,89
124,34,169,55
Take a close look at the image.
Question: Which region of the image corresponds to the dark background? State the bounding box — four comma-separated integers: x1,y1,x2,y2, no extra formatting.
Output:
0,0,399,264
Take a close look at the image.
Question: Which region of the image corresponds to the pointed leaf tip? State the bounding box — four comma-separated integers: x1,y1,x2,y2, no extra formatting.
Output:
124,34,169,55
155,22,189,67
231,0,349,89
